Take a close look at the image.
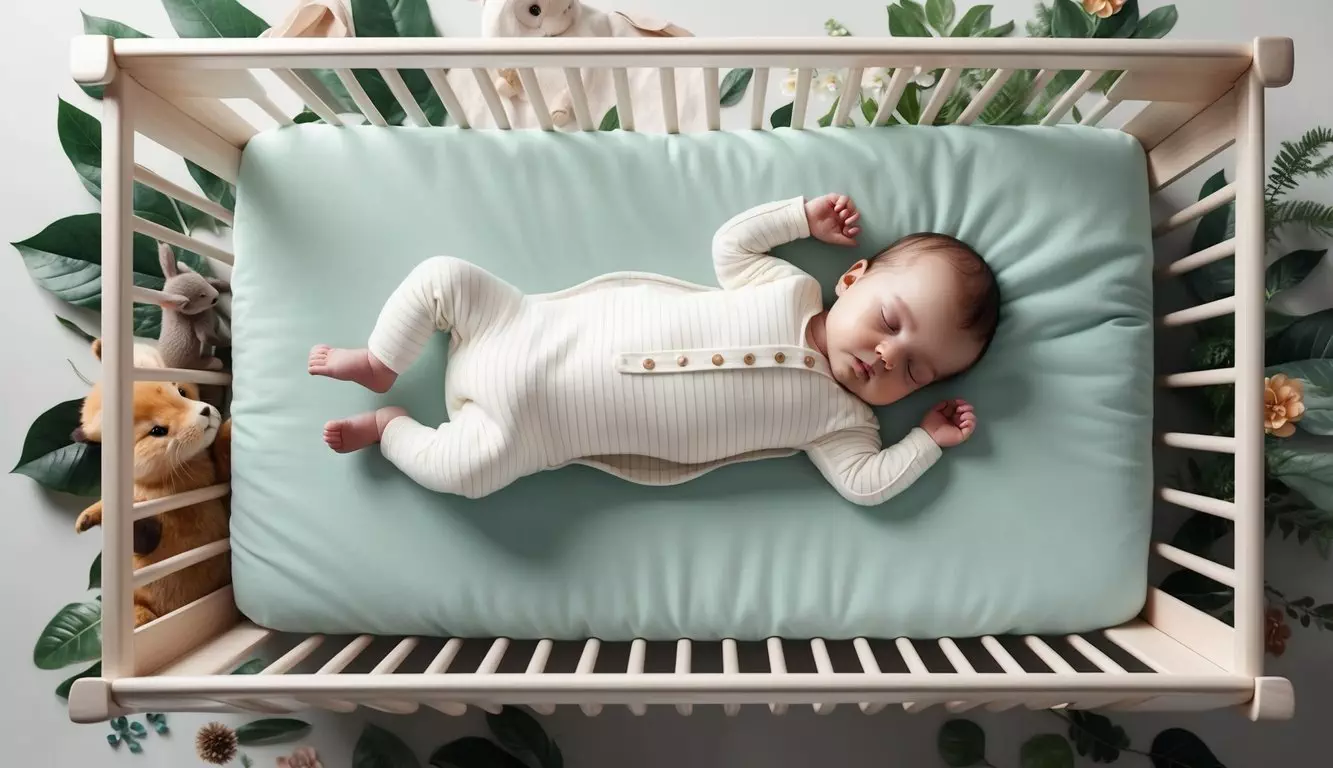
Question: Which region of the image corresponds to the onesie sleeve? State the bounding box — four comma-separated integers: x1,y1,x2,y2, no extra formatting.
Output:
711,197,814,289
803,426,943,506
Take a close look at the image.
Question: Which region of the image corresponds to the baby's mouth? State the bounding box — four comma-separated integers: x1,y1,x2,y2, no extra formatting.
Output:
853,358,873,380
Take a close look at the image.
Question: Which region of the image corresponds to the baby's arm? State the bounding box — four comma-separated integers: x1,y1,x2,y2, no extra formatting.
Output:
805,399,976,506
712,195,861,289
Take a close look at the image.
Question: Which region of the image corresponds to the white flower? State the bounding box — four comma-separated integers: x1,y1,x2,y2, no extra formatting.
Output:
816,71,842,94
780,68,801,95
910,66,936,88
861,67,890,96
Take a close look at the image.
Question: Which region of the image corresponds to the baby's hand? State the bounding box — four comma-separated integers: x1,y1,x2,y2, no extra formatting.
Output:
921,399,976,448
805,193,861,247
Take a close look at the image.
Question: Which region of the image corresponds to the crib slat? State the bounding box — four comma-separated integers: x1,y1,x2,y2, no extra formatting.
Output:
1021,69,1060,113
260,636,325,675
424,69,468,128
379,68,428,127
273,69,344,126
810,639,836,714
132,483,230,522
1160,296,1237,326
833,68,862,127
872,68,912,126
1154,183,1238,236
471,69,512,130
253,92,293,126
612,67,635,131
750,68,769,130
627,639,647,716
704,67,721,131
790,68,813,129
133,539,230,588
766,638,787,715
424,638,467,716
1158,368,1237,388
675,639,692,716
940,638,981,713
130,79,241,182
722,639,741,716
853,638,885,714
516,68,554,131
132,366,231,386
334,68,386,127
1163,239,1238,278
133,164,234,226
364,638,422,714
308,634,373,713
133,216,234,266
576,639,602,716
563,68,595,130
1065,635,1127,674
1026,637,1077,674
525,640,556,715
979,636,1026,712
1080,95,1117,126
1040,69,1104,125
895,639,930,713
659,68,679,133
1153,542,1237,587
1159,487,1237,519
1160,432,1236,454
919,68,961,125
956,68,1014,125
469,638,509,715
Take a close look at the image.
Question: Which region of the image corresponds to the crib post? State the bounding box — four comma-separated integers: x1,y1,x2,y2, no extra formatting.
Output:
1232,68,1265,683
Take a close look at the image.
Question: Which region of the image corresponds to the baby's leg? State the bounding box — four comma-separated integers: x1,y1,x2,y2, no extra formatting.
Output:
379,405,525,499
310,257,519,392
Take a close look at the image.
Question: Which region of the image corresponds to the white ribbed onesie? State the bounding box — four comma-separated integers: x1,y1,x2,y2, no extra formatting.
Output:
367,197,942,504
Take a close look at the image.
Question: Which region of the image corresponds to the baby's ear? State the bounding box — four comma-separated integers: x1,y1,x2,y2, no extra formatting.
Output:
835,259,870,298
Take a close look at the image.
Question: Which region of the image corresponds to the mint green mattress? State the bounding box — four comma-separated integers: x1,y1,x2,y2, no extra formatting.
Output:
229,124,1153,640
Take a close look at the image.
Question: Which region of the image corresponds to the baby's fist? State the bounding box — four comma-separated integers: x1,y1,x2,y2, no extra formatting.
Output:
921,399,976,448
805,193,861,247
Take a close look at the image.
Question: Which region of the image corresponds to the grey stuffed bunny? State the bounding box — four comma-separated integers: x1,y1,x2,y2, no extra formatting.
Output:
155,242,230,371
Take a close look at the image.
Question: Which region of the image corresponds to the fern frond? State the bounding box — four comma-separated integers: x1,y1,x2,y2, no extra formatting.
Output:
1266,127,1333,205
980,69,1036,125
1026,2,1053,37
1268,199,1333,241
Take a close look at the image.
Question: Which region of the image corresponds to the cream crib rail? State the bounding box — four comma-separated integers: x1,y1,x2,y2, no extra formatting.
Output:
68,34,1294,724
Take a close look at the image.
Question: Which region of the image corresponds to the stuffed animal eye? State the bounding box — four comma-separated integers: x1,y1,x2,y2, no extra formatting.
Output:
149,425,169,437
528,4,541,16
177,386,188,397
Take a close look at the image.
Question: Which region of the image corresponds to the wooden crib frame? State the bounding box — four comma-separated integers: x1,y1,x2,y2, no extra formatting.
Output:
67,34,1295,723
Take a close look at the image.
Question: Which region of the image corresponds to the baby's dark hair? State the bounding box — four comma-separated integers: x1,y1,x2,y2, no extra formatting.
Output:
868,233,1001,369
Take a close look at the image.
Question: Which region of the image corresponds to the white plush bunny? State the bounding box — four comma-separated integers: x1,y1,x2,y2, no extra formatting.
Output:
476,0,691,126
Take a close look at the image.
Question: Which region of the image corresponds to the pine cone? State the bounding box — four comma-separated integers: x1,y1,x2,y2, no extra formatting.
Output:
196,722,238,765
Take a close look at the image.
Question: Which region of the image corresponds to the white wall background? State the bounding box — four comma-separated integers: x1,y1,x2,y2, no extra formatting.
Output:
3,0,1332,765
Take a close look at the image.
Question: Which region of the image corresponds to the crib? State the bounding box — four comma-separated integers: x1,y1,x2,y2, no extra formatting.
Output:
66,33,1295,723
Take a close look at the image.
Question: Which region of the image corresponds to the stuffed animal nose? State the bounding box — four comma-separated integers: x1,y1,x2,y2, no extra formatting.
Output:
200,405,214,418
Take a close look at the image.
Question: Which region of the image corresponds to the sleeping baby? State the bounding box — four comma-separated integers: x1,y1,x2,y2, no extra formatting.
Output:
308,195,998,505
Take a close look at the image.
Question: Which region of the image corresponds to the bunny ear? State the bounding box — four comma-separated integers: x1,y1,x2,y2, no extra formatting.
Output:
158,243,178,277
176,260,196,275
207,277,232,294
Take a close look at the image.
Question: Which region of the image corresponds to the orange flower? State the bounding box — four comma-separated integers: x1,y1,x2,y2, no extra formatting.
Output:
1264,374,1305,438
279,747,322,768
1266,608,1291,657
1082,0,1127,18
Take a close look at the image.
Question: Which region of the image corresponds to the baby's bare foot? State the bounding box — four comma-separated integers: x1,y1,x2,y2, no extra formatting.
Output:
308,345,398,393
323,406,408,454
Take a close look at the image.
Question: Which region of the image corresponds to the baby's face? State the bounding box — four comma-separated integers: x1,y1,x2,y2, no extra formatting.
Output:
823,256,984,406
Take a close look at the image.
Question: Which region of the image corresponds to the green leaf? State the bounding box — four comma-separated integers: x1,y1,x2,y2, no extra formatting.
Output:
33,600,101,670
57,315,96,343
1067,710,1130,763
1182,170,1235,304
236,719,311,746
56,661,101,700
162,0,270,38
888,4,933,37
898,83,922,124
351,0,438,36
11,399,100,496
186,160,237,214
862,96,880,123
949,5,993,36
1268,440,1333,512
719,68,754,107
817,97,841,127
1149,728,1224,768
1161,569,1231,612
1269,359,1333,435
770,102,794,128
1093,0,1138,38
79,13,150,99
982,20,1016,36
598,106,619,131
1132,5,1178,40
1268,249,1325,297
899,0,929,22
1169,513,1229,557
926,0,955,33
1268,309,1333,364
486,708,562,768
89,552,102,590
232,658,267,674
429,738,526,768
293,109,322,124
1020,734,1075,768
354,723,420,768
937,719,986,767
1050,0,1092,38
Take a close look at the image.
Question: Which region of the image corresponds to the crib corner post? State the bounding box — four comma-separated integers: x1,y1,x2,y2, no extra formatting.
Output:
1231,70,1266,681
68,678,128,724
71,34,118,89
98,72,138,682
1246,676,1295,721
1251,37,1294,89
